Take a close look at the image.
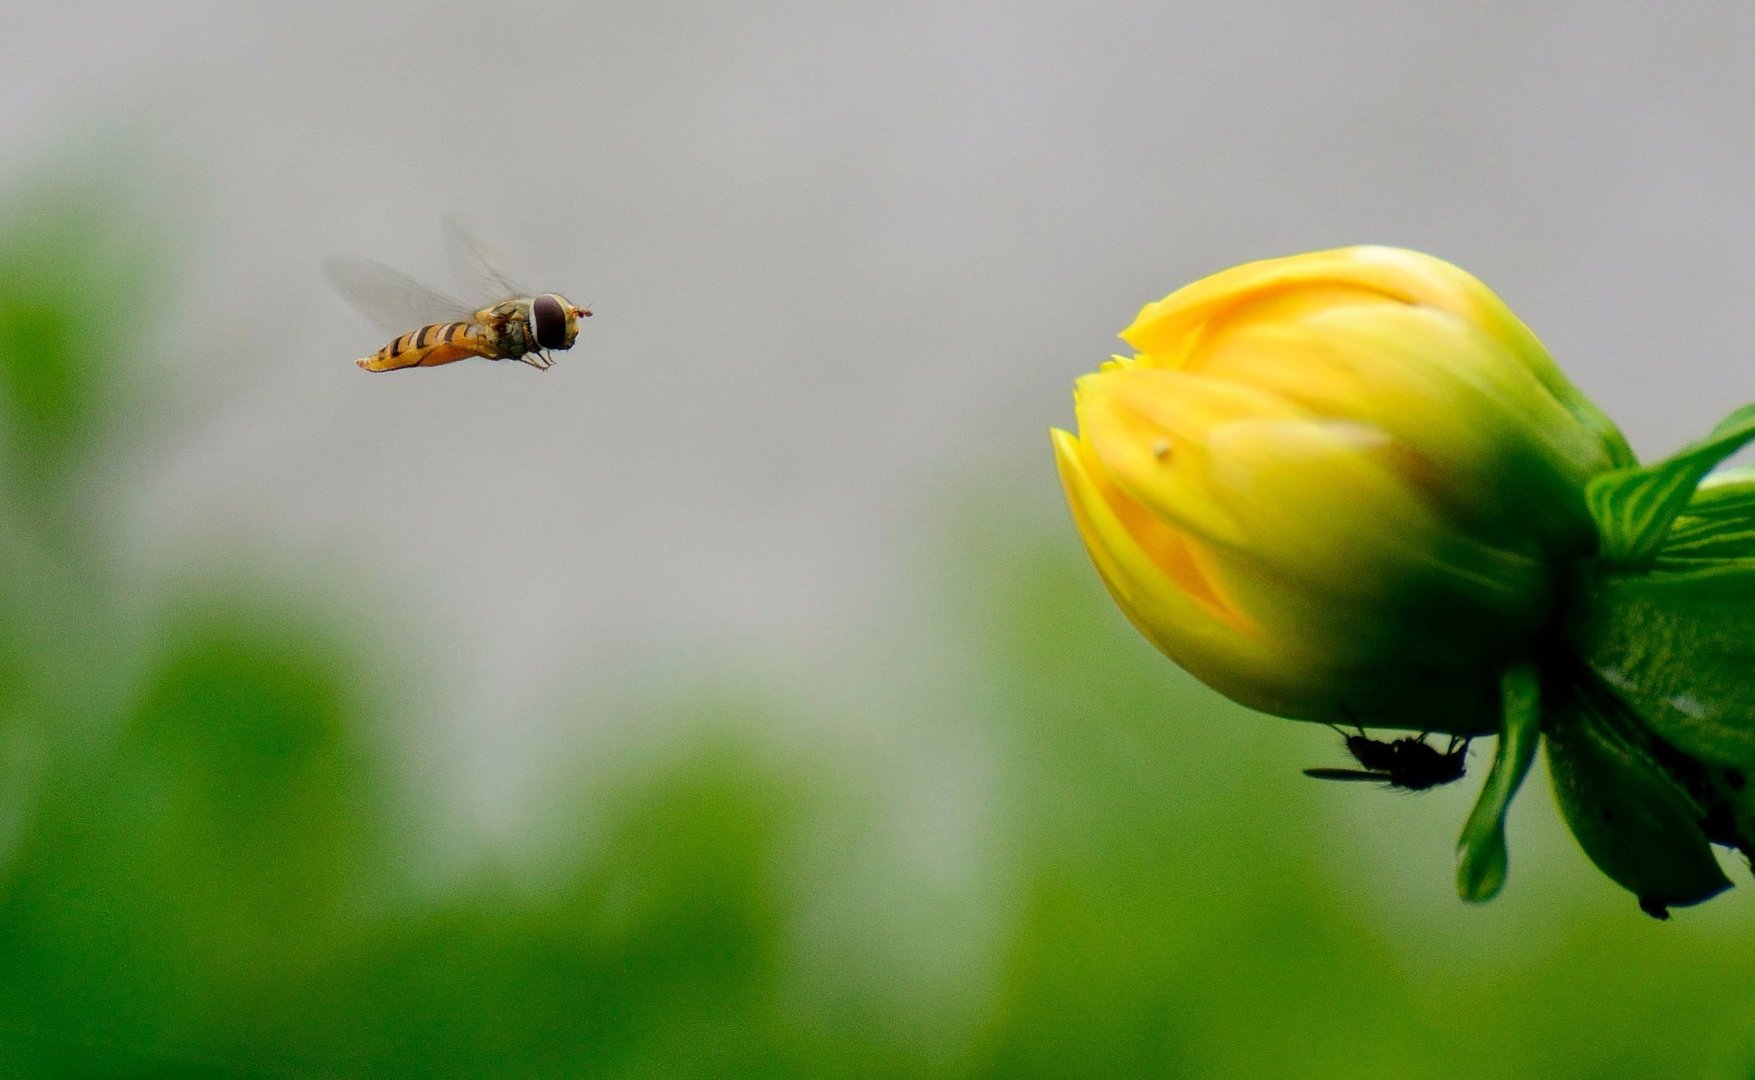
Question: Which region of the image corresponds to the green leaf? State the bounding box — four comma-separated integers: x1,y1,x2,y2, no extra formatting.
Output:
1455,662,1541,903
1544,670,1731,918
1567,561,1755,768
1586,402,1755,567
1678,465,1755,522
1658,540,1755,568
1656,467,1755,561
1656,528,1755,563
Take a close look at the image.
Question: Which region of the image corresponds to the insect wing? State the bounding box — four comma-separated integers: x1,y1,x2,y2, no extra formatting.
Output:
442,213,536,302
1303,768,1391,783
322,253,478,333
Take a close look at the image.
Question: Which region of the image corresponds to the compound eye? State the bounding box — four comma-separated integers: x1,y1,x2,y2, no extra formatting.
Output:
532,294,568,350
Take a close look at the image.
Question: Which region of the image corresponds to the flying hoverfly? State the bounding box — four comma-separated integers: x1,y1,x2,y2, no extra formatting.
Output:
1303,725,1471,792
324,218,591,372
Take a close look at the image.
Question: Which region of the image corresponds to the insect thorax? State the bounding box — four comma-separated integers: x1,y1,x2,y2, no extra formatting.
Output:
477,300,534,359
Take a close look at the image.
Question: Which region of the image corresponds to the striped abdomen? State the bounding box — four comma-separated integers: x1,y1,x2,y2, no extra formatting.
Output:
357,321,493,372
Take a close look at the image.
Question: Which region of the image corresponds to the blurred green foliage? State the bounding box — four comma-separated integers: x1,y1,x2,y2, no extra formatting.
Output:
1,193,1754,1078
0,188,144,518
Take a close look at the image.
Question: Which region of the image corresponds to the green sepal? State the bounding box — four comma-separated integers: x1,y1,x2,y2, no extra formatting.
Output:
1455,663,1541,902
1657,526,1755,563
1585,403,1755,567
1567,561,1755,768
1676,464,1755,519
1659,467,1755,562
1544,671,1731,918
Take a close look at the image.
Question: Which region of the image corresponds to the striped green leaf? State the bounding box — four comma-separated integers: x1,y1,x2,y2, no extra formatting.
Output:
1587,403,1755,567
1679,465,1755,522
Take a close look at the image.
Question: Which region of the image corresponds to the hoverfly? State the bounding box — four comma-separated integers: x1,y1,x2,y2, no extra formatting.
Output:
324,217,590,372
1303,725,1470,792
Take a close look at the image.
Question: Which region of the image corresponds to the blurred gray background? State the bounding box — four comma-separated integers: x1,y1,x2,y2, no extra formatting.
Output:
4,2,1749,890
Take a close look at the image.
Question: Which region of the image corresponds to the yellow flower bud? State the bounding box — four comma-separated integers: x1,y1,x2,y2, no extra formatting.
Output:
1052,247,1630,731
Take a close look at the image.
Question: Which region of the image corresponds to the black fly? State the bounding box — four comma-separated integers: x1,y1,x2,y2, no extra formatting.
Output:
1304,726,1470,792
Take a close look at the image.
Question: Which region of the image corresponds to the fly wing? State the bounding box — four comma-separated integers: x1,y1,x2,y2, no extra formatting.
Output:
1302,768,1390,783
322,254,478,333
442,213,536,302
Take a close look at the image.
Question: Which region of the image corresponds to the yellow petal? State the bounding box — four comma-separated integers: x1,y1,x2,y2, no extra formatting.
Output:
1199,417,1548,637
1052,427,1233,629
1074,368,1303,550
1120,247,1445,362
1055,426,1494,722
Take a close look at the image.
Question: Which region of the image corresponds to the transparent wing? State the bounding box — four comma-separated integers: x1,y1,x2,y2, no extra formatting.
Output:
1302,768,1387,782
442,213,536,301
322,253,478,333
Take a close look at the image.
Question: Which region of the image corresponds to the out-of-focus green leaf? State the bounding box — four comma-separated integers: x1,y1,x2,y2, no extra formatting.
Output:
0,598,375,1075
223,737,816,1078
0,190,146,510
